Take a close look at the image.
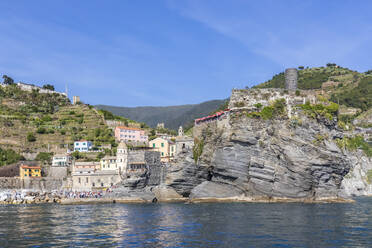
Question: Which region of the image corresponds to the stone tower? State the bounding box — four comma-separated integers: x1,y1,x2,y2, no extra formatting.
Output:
178,126,184,137
285,68,298,90
116,141,128,174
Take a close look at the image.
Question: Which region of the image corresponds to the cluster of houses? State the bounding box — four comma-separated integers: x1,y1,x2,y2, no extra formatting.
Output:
0,122,194,191
72,125,193,163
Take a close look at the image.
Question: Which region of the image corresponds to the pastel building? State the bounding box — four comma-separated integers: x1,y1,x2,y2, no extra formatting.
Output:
115,126,148,144
100,156,117,171
149,137,176,162
52,154,72,167
74,141,93,152
20,164,41,179
71,162,120,190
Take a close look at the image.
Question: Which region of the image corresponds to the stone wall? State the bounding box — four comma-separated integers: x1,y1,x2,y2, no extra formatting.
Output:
48,167,68,179
0,177,63,191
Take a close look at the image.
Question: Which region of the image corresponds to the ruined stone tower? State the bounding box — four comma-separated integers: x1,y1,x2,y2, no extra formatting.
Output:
285,68,298,90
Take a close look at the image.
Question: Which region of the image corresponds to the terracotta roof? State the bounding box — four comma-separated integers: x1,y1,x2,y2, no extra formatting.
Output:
116,126,142,131
21,165,41,169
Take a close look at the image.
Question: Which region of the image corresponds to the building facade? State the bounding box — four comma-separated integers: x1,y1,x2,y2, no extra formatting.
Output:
71,161,120,191
116,142,128,173
149,137,176,162
175,136,194,157
20,164,41,179
114,126,148,144
72,96,80,105
100,156,117,171
52,154,72,167
74,141,93,152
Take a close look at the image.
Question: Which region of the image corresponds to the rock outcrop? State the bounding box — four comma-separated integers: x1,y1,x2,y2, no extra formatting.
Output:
165,113,363,201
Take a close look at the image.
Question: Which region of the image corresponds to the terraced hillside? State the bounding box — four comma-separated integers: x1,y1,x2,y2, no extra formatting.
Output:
0,84,115,154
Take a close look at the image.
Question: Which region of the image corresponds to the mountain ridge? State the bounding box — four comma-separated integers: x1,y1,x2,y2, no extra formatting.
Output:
96,99,226,130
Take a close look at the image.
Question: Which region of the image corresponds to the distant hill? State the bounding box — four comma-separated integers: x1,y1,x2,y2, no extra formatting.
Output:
254,65,372,112
96,99,226,130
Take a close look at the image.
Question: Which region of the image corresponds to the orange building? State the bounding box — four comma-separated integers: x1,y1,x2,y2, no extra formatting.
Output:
19,164,41,179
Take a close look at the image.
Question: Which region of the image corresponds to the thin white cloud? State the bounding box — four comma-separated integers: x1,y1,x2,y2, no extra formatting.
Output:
168,0,372,68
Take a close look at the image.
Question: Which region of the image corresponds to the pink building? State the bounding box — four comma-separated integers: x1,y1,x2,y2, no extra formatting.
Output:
115,126,148,144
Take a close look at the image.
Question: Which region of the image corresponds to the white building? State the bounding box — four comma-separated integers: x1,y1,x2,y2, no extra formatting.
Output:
116,142,128,173
52,154,72,167
74,141,93,152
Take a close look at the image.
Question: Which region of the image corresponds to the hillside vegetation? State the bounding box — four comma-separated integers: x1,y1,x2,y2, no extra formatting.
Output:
0,82,137,156
254,64,372,112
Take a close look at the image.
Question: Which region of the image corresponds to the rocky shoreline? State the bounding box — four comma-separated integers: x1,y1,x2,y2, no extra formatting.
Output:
0,195,355,205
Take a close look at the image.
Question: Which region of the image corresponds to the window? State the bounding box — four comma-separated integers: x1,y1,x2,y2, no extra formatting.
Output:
92,183,95,187
86,177,88,183
153,143,155,148
161,152,164,156
78,178,81,184
161,143,164,147
101,183,104,187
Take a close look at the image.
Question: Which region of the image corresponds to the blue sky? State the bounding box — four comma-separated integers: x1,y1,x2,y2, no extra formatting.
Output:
0,0,371,107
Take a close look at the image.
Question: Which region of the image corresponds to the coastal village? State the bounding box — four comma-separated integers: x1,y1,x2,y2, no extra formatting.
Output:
0,66,371,204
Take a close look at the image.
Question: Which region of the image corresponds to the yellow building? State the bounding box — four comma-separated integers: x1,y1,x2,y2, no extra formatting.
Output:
20,165,41,179
149,137,176,162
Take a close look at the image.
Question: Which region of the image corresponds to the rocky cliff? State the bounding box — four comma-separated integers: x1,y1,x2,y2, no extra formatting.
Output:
162,105,372,203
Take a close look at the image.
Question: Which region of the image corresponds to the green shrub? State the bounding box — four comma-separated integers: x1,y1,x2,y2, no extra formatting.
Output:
254,103,263,109
0,148,25,166
367,170,372,184
330,76,372,111
193,138,204,164
27,132,36,142
336,136,372,157
36,152,53,162
234,102,245,108
36,127,47,134
41,115,52,122
299,102,339,119
261,106,274,120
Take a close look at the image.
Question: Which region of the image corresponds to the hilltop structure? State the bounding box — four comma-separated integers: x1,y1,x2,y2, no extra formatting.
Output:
285,68,298,90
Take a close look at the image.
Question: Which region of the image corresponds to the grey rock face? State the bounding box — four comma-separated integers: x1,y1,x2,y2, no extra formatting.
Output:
190,181,244,199
166,115,357,200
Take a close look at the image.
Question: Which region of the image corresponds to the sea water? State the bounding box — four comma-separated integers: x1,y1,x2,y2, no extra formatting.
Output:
0,197,371,247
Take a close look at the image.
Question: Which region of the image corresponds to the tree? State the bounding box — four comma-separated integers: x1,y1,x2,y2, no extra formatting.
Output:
27,132,36,142
42,84,55,91
2,75,14,85
0,148,24,166
71,151,81,159
298,66,304,70
36,152,53,163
